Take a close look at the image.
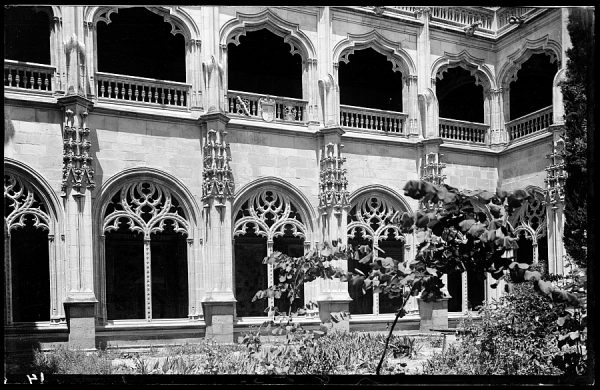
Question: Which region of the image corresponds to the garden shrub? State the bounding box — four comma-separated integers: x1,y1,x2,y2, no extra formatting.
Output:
422,282,566,375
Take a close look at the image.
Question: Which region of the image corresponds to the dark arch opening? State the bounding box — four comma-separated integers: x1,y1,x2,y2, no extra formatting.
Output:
377,229,404,314
96,7,186,82
347,228,373,315
447,271,463,312
4,6,52,64
509,53,558,120
338,47,403,112
105,223,145,320
227,28,303,99
9,216,51,322
150,221,188,319
234,227,268,317
436,66,484,123
273,227,305,315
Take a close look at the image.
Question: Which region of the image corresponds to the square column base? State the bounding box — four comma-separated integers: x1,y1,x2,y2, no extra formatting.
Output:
202,301,235,343
64,298,98,350
417,297,449,332
317,299,350,332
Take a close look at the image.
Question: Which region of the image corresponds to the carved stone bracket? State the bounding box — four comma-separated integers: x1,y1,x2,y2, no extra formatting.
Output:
201,129,234,208
420,152,446,185
545,134,567,209
59,98,95,196
318,142,350,215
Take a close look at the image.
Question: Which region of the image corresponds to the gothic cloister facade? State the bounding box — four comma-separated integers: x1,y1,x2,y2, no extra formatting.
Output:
4,6,569,351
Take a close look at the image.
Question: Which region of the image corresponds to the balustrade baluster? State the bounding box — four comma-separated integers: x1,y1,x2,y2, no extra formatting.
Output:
15,73,20,88
142,86,147,102
166,90,171,105
35,74,41,90
7,71,13,86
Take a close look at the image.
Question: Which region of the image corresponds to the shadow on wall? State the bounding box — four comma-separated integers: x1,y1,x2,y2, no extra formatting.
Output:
5,107,15,145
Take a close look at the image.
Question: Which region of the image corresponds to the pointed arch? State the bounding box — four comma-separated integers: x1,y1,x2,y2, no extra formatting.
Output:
93,167,201,322
333,30,416,76
432,50,496,91
220,9,316,61
4,158,66,324
497,35,561,89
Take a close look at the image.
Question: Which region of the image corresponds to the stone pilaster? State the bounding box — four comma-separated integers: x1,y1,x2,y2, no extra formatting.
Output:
201,7,225,114
200,112,236,343
403,75,420,137
62,7,89,97
544,125,567,276
318,7,338,128
58,94,98,350
316,127,351,330
488,88,508,150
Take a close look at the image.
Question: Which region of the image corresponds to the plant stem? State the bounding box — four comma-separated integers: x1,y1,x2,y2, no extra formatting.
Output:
375,288,415,375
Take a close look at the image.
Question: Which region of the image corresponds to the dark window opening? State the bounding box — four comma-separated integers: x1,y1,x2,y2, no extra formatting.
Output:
447,271,462,312
105,223,144,320
467,270,485,311
537,235,548,272
150,221,188,319
516,231,534,264
338,48,403,112
347,229,373,314
234,228,268,317
509,53,557,120
96,7,185,82
273,228,305,315
4,6,52,64
9,216,50,322
227,28,302,99
436,66,484,123
377,230,404,314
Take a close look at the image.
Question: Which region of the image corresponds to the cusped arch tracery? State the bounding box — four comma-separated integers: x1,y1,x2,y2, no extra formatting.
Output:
432,50,496,91
102,181,190,240
234,189,307,242
508,187,547,242
4,173,51,233
497,35,561,89
347,187,411,245
220,9,316,60
85,6,198,41
333,30,416,76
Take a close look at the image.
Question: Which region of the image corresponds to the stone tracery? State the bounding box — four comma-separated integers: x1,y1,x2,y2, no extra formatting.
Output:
234,189,307,241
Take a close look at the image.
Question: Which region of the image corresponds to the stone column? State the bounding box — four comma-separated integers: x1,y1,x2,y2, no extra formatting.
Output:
58,94,98,350
200,112,237,343
316,127,352,331
545,125,567,276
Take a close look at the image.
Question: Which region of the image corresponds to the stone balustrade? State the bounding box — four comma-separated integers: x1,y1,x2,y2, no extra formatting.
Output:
430,7,494,31
506,106,553,142
340,104,407,134
439,118,489,144
4,60,54,92
497,7,536,29
96,72,191,109
227,90,307,123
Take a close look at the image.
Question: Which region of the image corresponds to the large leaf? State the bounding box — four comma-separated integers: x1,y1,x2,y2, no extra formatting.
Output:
458,219,477,232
